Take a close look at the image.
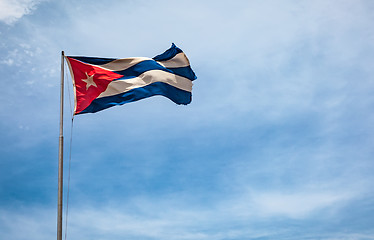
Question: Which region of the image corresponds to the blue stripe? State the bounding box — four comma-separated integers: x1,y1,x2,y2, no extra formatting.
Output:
113,60,196,81
168,66,197,81
68,56,116,65
77,82,192,114
153,43,183,62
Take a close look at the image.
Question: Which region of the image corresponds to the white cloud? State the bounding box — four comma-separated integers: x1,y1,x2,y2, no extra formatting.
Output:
0,0,41,24
0,183,366,240
0,204,266,240
0,58,14,65
0,207,55,240
251,191,351,219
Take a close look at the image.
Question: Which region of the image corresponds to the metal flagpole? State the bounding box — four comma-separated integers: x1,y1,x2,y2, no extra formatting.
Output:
57,51,64,240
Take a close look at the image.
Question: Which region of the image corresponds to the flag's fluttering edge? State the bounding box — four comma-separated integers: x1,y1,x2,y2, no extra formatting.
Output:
65,44,196,115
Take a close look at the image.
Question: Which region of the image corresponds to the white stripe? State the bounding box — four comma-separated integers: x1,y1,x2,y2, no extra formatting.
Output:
156,52,190,68
98,57,152,71
96,53,190,72
97,70,192,99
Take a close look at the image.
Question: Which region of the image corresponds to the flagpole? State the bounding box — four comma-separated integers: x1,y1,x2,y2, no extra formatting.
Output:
57,51,64,240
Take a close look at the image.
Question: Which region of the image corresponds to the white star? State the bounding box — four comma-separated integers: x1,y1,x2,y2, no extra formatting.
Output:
82,72,97,90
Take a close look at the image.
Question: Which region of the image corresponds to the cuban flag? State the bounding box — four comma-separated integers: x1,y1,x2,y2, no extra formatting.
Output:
65,44,196,115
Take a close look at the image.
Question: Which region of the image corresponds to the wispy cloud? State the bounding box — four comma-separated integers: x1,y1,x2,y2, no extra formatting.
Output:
241,190,353,219
0,0,42,25
0,186,366,240
0,207,55,240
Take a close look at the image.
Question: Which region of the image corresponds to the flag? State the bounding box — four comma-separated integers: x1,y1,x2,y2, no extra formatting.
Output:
65,43,197,115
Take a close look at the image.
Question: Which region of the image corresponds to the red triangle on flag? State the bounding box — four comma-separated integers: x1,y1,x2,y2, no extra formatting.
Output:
66,57,124,114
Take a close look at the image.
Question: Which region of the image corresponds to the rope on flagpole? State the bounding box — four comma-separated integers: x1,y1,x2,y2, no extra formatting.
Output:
64,60,75,240
64,117,74,240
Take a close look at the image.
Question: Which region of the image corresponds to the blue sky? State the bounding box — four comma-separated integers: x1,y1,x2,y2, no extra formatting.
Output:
1,0,374,239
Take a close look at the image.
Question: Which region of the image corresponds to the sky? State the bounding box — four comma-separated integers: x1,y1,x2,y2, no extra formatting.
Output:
1,0,374,239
